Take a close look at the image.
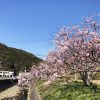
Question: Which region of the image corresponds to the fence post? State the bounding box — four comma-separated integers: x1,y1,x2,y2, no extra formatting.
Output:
21,89,27,100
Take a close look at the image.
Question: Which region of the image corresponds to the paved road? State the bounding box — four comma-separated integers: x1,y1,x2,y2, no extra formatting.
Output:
27,85,41,100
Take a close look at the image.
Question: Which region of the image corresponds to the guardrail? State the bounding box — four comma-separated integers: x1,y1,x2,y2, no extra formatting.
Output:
0,76,18,80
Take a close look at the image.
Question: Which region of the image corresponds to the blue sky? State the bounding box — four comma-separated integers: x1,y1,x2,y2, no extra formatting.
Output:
0,0,99,59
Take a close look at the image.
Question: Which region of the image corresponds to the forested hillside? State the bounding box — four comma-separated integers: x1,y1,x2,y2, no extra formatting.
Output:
0,43,42,74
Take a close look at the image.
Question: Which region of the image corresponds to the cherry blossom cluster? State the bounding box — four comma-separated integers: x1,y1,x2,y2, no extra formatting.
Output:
18,72,32,88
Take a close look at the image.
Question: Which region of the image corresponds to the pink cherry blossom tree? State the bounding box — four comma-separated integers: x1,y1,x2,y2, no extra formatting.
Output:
47,16,100,86
18,16,100,87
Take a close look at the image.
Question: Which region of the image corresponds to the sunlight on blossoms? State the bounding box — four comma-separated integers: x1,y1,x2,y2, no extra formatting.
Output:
18,15,100,88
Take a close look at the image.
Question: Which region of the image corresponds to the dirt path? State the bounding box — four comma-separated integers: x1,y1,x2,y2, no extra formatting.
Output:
0,85,20,99
76,80,100,85
92,80,100,85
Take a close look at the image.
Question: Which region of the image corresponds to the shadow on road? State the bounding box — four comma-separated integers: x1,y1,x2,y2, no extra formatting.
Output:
0,79,18,92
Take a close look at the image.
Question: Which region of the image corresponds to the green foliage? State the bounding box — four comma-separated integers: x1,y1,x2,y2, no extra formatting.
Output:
38,81,100,100
0,43,42,74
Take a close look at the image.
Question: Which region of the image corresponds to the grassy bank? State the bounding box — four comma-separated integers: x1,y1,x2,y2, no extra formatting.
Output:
37,81,100,100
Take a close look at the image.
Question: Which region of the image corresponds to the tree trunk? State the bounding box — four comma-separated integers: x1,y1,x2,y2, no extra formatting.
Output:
80,71,92,86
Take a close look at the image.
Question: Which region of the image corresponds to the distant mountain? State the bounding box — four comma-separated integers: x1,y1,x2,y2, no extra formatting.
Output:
0,43,42,74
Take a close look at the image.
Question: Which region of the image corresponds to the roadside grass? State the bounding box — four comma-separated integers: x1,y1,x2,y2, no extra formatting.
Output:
37,80,100,100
